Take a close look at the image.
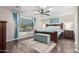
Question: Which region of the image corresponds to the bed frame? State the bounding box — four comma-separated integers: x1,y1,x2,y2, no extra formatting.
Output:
35,23,63,43
46,23,63,30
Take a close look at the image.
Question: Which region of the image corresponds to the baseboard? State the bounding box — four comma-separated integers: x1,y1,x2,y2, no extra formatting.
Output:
75,47,79,53
6,36,33,42
6,38,18,42
75,43,79,53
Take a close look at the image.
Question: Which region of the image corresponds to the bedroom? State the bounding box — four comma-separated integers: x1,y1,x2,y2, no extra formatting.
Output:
0,6,77,53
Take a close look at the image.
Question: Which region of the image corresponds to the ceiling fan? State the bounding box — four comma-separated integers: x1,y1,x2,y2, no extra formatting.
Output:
35,6,53,16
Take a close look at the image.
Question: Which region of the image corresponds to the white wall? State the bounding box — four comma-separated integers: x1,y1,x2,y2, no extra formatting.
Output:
0,7,15,41
0,7,34,41
59,14,75,31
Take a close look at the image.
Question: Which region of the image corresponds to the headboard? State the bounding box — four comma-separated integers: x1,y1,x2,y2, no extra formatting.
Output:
46,23,63,30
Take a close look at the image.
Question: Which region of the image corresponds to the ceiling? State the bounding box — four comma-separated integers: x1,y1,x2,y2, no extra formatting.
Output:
1,6,75,19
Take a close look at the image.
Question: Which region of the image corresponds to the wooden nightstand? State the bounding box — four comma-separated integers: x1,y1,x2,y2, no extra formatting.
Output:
63,30,74,40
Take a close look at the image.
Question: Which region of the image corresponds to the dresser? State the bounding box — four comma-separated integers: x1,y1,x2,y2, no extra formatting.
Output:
63,30,74,40
0,21,7,52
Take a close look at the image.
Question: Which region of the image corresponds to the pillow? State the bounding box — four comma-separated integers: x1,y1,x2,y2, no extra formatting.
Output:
47,26,60,29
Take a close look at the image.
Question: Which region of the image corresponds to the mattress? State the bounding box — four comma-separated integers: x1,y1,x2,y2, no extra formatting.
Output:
36,28,63,37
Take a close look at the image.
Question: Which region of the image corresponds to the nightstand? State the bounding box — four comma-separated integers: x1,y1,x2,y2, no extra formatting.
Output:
63,30,74,40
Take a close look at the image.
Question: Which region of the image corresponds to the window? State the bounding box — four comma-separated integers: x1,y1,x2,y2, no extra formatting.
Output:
19,18,33,32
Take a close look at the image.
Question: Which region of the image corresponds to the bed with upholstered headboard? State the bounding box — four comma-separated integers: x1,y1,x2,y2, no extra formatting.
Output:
35,23,64,43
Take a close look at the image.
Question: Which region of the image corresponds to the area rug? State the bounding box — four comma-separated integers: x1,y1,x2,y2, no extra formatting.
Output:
21,38,56,53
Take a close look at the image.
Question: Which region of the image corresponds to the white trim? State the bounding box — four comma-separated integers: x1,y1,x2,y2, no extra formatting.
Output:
6,39,16,42
6,35,33,42
75,6,79,52
51,12,75,18
75,42,79,52
6,37,24,42
58,12,74,17
75,48,79,52
20,15,33,19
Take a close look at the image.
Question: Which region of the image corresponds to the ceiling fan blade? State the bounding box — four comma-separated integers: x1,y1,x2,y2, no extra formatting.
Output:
34,12,40,15
34,10,40,13
34,13,41,16
45,11,50,13
34,14,39,15
48,8,54,11
45,14,50,16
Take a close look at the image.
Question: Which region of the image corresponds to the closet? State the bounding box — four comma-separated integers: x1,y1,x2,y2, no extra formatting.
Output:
0,21,7,52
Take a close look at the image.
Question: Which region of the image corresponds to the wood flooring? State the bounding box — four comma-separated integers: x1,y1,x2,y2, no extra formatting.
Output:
6,38,75,53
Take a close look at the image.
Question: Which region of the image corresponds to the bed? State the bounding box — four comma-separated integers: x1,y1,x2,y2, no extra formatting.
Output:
35,23,63,43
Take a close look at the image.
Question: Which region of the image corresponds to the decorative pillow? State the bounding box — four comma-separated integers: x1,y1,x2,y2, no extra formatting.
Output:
47,26,60,29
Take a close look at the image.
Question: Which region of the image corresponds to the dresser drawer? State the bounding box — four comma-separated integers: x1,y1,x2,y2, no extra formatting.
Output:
64,30,74,39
